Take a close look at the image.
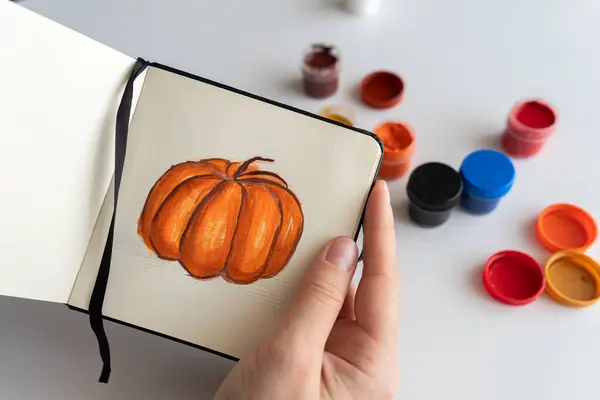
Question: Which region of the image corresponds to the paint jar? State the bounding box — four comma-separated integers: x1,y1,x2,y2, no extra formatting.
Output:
459,149,515,215
302,44,340,99
374,121,415,180
345,0,381,16
407,162,463,227
319,105,355,126
502,99,557,158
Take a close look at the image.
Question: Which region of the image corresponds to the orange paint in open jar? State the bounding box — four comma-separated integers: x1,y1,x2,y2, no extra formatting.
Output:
374,121,415,180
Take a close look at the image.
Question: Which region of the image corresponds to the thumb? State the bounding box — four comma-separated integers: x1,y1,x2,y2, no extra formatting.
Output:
279,236,358,349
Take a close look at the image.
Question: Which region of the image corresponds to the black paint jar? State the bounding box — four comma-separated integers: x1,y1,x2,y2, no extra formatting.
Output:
407,162,463,227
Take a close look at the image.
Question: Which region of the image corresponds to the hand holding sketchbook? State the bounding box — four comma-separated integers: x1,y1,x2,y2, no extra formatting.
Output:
0,1,382,382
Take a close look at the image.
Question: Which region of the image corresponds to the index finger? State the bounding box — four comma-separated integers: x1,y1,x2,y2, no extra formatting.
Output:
355,180,400,342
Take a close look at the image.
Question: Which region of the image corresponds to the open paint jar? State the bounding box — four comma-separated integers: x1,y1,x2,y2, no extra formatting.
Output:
406,162,463,227
374,121,415,180
302,44,340,99
502,99,557,158
545,251,600,307
483,250,546,306
319,105,355,126
459,149,515,215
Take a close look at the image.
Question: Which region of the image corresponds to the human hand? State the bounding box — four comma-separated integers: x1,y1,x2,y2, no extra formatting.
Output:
214,180,399,400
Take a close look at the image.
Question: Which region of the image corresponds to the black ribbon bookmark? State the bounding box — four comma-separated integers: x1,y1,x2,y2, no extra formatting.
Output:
89,57,150,383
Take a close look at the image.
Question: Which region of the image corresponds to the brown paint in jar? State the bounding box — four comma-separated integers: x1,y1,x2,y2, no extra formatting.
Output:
302,44,340,99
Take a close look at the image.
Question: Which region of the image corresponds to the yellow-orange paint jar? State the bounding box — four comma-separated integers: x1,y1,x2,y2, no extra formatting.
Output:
319,105,355,127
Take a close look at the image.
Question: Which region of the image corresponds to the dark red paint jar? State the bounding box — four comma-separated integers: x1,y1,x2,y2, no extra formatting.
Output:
502,99,557,158
302,44,340,99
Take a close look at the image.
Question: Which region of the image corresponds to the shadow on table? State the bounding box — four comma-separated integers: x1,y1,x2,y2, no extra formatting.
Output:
469,263,494,303
275,76,304,98
391,199,411,225
524,216,543,251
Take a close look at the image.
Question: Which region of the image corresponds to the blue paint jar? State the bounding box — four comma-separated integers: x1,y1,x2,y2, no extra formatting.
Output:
459,149,515,215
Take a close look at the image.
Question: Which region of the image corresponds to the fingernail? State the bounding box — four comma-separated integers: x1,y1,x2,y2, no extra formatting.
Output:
326,237,358,272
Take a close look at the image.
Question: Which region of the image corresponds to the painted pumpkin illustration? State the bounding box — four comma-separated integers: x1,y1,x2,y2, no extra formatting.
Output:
137,157,304,284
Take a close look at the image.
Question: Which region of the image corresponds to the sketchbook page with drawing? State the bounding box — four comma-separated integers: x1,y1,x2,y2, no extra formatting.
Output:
68,64,382,358
0,1,139,303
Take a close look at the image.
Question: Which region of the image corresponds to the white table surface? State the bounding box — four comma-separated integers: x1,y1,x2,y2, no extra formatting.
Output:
2,0,600,399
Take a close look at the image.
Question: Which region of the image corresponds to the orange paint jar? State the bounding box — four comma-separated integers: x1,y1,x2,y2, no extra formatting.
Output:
374,121,415,180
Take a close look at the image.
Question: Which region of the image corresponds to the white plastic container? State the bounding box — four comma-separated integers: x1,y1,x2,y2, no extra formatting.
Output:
345,0,381,16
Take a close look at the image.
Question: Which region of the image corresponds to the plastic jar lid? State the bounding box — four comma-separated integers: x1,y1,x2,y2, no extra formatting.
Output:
360,71,404,109
483,250,545,306
407,162,463,212
536,203,597,252
460,149,515,199
545,251,600,307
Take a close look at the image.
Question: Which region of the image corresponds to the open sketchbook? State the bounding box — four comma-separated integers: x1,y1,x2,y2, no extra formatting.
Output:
1,1,382,381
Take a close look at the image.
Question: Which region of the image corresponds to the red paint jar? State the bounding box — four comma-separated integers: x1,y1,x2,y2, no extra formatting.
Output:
302,44,340,99
502,99,557,158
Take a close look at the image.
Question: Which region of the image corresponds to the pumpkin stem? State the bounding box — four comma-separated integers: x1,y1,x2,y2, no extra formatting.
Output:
234,156,274,177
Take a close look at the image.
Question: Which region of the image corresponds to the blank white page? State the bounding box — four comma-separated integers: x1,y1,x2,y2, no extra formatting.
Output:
0,1,135,302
